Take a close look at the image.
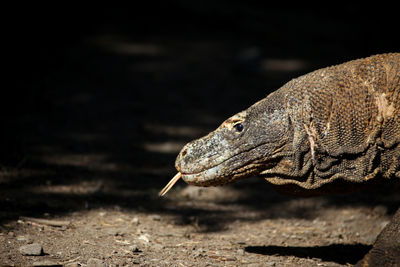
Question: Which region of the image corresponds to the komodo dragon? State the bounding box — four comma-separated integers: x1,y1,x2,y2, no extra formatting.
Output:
160,53,400,266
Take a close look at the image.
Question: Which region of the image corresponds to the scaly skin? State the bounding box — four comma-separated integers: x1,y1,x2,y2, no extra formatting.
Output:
174,53,400,266
176,53,400,190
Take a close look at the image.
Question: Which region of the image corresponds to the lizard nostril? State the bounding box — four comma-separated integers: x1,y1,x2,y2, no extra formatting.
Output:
181,148,187,157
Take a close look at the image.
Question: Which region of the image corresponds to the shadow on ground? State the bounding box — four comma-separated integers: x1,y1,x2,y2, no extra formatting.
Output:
245,244,372,265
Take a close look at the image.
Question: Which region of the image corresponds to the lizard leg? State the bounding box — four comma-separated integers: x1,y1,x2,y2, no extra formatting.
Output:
355,208,400,267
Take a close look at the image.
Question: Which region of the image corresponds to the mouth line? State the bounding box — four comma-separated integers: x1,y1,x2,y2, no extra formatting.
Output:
180,165,221,178
178,142,273,183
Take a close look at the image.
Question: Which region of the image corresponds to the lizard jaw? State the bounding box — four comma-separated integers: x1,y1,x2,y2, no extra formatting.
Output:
179,165,225,186
175,134,284,186
176,152,274,186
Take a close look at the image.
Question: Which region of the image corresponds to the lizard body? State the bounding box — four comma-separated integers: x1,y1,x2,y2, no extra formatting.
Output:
167,53,400,266
176,53,400,193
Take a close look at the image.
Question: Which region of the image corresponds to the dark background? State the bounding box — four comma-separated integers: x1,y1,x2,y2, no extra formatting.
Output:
1,3,398,219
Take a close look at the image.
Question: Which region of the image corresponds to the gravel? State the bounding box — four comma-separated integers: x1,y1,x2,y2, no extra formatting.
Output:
18,243,43,256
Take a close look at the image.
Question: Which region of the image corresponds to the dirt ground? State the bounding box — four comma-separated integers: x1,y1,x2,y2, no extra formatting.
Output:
2,5,399,267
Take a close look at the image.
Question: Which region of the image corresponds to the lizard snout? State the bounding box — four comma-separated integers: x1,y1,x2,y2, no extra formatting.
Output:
175,143,191,173
175,138,216,177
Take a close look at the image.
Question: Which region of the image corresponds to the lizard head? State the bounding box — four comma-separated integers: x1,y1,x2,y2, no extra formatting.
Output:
175,91,293,186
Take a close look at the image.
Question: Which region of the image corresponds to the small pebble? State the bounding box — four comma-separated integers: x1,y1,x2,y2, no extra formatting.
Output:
87,258,106,267
149,214,161,221
138,234,150,243
17,235,28,241
32,260,61,266
19,243,43,256
193,248,205,257
237,248,245,255
106,228,123,236
152,243,164,250
131,217,140,225
129,244,141,252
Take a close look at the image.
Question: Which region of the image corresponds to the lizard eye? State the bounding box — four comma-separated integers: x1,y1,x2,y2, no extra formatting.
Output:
233,123,244,132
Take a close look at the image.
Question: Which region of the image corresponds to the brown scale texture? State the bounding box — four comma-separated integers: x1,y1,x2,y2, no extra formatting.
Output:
267,54,400,266
281,53,399,188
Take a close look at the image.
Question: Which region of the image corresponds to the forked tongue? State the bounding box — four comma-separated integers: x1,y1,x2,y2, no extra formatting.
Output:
159,172,182,196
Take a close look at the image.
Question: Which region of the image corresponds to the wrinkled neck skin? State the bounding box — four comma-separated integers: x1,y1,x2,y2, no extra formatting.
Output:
175,90,298,186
